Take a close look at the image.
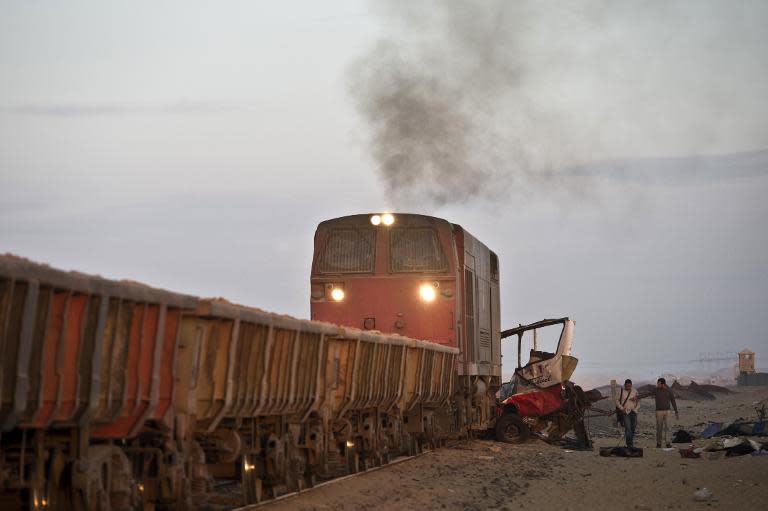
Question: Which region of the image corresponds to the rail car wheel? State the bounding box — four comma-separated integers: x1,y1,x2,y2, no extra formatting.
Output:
405,436,417,457
81,446,139,511
44,448,70,510
264,434,286,488
241,454,263,505
209,429,243,464
304,470,317,489
495,414,530,444
346,447,360,474
286,444,309,491
377,441,390,466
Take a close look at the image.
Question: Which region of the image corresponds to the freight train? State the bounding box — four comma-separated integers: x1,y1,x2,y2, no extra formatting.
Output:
0,213,504,510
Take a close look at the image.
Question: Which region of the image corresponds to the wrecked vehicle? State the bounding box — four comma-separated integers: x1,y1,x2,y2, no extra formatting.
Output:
495,318,601,446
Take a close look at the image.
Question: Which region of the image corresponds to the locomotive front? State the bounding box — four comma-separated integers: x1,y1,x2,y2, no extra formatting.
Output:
311,213,502,430
310,213,459,347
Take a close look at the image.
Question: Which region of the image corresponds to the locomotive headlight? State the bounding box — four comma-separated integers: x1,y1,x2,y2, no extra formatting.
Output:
370,214,382,226
331,287,345,301
382,213,395,226
419,283,437,302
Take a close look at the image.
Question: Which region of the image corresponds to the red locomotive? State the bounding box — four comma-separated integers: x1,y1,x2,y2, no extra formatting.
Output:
310,213,501,430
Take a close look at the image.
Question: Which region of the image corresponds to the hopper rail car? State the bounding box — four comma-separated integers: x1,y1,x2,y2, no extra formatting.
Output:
0,255,457,510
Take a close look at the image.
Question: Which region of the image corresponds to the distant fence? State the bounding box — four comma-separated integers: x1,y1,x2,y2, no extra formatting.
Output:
738,372,768,386
696,352,738,371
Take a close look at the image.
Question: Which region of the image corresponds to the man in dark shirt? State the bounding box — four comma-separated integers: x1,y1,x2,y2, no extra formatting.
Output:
642,378,679,448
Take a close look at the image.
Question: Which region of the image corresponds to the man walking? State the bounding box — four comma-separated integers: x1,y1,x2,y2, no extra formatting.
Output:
642,378,679,448
615,379,639,448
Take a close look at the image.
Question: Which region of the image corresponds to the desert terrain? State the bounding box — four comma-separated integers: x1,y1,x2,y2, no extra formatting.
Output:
263,386,768,511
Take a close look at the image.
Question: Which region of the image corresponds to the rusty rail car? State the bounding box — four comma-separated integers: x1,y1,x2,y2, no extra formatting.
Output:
0,255,457,510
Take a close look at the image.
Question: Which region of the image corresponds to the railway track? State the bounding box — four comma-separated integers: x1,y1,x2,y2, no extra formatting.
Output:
228,450,431,510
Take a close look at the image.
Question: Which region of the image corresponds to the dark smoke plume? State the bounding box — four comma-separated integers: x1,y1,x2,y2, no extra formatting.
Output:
350,1,768,206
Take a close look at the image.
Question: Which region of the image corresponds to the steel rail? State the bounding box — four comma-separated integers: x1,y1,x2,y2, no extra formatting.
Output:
229,450,433,510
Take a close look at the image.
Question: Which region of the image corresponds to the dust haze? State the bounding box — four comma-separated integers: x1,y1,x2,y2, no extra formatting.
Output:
350,0,768,206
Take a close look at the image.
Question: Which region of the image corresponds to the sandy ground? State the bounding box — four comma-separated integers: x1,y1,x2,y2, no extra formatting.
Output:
263,386,768,511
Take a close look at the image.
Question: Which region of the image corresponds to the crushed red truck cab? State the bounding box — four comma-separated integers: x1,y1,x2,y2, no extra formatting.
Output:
495,318,602,446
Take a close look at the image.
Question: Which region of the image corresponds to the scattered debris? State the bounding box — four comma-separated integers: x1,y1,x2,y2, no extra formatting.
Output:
722,437,743,449
679,447,701,459
724,440,756,457
599,446,643,458
756,398,767,421
694,383,734,395
700,420,766,438
672,429,695,443
700,422,723,438
692,488,713,502
679,436,768,458
671,381,716,401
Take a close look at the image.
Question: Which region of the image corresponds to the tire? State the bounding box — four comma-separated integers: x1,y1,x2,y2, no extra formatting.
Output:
495,413,530,444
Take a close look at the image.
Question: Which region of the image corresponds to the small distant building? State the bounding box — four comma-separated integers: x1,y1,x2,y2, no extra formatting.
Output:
738,349,755,374
737,348,768,386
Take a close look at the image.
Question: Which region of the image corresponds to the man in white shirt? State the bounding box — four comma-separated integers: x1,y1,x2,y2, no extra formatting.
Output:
615,378,640,447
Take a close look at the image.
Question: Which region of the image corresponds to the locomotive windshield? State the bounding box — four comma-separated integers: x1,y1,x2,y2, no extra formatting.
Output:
318,228,376,273
390,227,447,272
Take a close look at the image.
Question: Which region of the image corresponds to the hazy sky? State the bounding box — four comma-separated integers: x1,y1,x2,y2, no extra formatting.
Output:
2,1,767,383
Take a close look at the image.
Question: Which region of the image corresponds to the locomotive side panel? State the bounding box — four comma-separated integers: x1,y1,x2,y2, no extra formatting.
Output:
452,224,502,431
454,227,501,381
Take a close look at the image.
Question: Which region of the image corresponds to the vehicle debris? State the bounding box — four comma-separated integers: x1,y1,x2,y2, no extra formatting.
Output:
497,318,604,449
599,446,644,457
692,488,714,502
700,419,766,438
671,429,696,443
678,436,768,458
